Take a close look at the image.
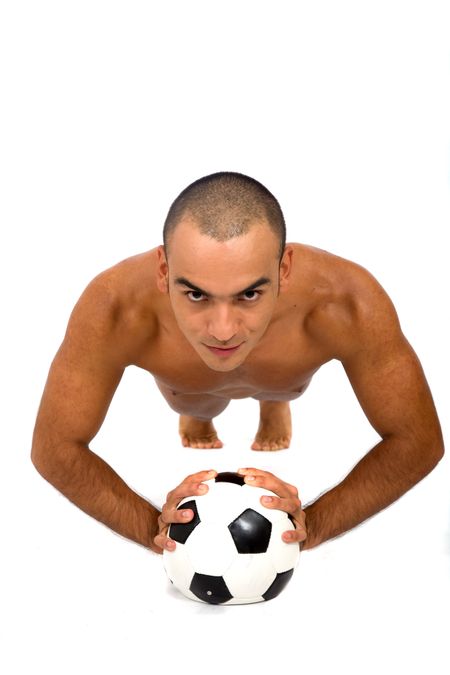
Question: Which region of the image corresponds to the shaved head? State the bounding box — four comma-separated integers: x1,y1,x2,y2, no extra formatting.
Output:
163,171,286,261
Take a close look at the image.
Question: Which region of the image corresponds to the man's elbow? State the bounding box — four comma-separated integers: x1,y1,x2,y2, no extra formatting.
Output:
431,422,445,461
402,431,445,480
432,439,445,464
31,442,52,480
422,435,445,473
31,440,68,484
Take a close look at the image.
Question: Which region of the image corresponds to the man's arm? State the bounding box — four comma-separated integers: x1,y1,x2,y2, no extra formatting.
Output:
302,270,445,550
31,275,162,553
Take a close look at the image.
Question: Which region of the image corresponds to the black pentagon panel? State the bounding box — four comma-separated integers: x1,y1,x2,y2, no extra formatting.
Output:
262,569,294,601
190,573,233,604
169,500,200,544
229,508,272,553
215,471,245,486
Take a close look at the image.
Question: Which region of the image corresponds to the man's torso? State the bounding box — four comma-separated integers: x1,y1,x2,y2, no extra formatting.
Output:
99,243,365,401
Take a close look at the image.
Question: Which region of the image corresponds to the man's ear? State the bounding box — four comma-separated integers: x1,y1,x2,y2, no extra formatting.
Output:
279,245,293,293
156,245,169,293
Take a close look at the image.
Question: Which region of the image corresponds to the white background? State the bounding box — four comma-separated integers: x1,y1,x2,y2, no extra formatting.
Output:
1,1,449,673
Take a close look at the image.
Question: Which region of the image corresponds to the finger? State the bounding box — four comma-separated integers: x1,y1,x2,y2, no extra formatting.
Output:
154,531,176,552
184,469,218,483
281,525,307,545
166,479,208,509
260,493,302,518
160,502,197,527
155,504,198,552
166,469,217,507
160,469,217,534
239,470,299,501
239,468,306,547
168,469,217,498
237,467,272,478
156,471,217,553
238,467,296,493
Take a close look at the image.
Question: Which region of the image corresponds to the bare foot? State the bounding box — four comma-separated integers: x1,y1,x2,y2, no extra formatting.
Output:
251,401,292,451
179,415,224,449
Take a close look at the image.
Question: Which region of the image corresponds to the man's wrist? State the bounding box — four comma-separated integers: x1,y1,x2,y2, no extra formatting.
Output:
147,506,162,553
301,505,322,551
301,537,319,551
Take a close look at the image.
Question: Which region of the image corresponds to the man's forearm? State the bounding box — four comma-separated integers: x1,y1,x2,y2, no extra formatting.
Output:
302,436,443,550
31,442,162,553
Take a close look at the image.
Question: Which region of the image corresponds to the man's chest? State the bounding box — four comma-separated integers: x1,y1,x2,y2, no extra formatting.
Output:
132,314,331,400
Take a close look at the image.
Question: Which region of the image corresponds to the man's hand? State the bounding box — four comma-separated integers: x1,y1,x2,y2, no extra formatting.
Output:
154,469,218,553
237,467,307,549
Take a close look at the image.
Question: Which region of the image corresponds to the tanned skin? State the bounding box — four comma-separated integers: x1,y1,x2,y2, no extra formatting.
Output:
31,219,444,554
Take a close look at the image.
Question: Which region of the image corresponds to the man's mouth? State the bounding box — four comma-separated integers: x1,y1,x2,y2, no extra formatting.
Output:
205,343,243,356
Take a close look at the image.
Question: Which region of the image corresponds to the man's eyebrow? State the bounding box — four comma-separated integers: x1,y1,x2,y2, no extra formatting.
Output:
174,276,271,297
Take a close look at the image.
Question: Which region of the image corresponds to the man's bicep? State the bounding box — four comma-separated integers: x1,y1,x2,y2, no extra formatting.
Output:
341,315,443,455
32,279,126,451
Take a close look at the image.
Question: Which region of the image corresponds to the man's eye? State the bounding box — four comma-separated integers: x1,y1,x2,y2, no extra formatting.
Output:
186,291,206,302
241,290,262,301
185,290,262,302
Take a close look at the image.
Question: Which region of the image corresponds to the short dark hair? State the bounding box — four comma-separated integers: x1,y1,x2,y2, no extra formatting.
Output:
163,171,286,261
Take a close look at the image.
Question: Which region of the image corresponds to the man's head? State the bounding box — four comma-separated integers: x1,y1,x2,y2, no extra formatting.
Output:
157,172,293,372
162,171,286,263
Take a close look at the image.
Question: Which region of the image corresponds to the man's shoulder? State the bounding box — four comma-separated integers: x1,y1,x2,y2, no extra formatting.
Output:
299,247,401,360
91,248,158,290
70,249,160,350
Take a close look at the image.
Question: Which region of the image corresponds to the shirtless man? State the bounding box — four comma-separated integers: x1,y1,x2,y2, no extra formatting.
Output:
30,171,444,555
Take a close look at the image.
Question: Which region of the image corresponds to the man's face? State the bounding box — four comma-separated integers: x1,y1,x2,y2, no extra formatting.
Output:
157,218,292,372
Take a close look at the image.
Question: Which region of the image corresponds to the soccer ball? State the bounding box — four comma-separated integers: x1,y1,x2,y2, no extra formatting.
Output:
162,471,300,605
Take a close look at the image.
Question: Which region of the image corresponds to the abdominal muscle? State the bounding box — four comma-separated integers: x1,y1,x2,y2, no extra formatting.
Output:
152,374,314,420
154,374,313,402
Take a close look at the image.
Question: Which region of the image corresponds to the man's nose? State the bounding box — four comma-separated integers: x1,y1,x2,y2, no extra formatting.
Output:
207,304,239,343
